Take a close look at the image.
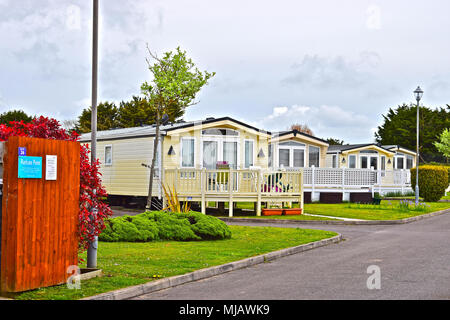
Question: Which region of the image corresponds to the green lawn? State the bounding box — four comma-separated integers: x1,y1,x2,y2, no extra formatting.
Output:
302,200,450,221
222,200,450,221
11,225,337,300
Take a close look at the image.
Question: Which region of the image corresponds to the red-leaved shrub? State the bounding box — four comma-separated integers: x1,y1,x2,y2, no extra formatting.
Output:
0,116,112,252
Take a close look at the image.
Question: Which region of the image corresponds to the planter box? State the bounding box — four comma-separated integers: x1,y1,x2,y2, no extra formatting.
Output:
283,208,303,215
262,208,283,216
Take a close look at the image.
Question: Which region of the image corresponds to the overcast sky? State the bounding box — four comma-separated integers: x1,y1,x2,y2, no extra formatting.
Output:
0,0,449,143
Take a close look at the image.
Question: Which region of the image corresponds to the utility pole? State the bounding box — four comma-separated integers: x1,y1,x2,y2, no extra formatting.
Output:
87,0,99,268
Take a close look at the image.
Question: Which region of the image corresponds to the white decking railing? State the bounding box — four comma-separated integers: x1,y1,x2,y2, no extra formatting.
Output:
279,167,411,191
163,168,304,216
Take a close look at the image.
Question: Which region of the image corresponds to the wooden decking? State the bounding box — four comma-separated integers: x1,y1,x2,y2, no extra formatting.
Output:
163,169,304,217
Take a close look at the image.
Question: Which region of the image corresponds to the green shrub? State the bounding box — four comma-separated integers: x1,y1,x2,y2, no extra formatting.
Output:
99,215,157,242
182,212,232,240
427,163,450,184
410,165,448,202
99,211,231,242
152,212,201,241
130,215,159,241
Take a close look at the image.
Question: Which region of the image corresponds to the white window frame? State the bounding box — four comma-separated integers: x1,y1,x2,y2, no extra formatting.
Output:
360,155,368,169
276,144,306,168
394,155,405,169
180,137,196,168
348,154,356,169
332,154,338,168
406,155,414,169
104,145,113,166
200,135,240,169
308,145,320,168
369,155,379,170
244,139,255,169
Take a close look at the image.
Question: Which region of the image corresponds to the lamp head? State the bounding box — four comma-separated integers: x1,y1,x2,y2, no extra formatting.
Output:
414,86,423,101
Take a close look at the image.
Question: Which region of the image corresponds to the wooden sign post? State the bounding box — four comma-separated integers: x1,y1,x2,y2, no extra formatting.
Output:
0,136,80,292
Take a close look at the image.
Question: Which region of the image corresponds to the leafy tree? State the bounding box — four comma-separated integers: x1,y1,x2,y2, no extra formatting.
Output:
375,103,450,163
117,96,155,128
0,117,112,252
76,101,120,133
0,109,33,125
325,138,345,145
141,45,215,210
117,96,185,128
290,123,314,136
434,128,450,160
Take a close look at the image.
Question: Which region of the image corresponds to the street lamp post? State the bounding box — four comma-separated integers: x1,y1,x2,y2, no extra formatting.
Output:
414,86,423,206
87,0,99,268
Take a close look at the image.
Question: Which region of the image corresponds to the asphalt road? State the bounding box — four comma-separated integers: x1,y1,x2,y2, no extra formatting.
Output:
133,212,450,300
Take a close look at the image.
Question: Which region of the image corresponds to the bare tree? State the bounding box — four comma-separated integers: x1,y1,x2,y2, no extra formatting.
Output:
290,123,314,136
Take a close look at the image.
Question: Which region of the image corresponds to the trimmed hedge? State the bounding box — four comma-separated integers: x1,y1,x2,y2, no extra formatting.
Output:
410,165,448,202
99,211,232,242
427,163,450,184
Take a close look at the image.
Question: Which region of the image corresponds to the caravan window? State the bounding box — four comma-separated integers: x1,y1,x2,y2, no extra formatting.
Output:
406,155,414,169
308,146,320,167
244,140,254,168
293,149,305,167
279,149,290,167
360,156,368,169
104,145,112,165
181,138,195,167
268,144,273,167
396,156,404,169
349,155,356,168
223,141,238,169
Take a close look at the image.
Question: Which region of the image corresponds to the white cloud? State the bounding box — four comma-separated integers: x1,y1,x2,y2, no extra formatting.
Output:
282,54,376,89
252,104,374,143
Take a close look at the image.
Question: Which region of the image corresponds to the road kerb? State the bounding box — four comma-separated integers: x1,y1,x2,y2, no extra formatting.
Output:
83,234,342,300
219,208,450,226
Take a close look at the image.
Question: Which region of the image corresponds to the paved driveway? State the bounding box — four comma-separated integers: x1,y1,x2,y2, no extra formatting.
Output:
133,212,450,300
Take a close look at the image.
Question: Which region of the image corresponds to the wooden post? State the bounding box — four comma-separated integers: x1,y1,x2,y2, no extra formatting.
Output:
311,165,315,202
228,169,233,217
299,169,304,210
342,167,345,202
371,166,375,197
256,170,262,216
401,169,405,195
201,168,206,214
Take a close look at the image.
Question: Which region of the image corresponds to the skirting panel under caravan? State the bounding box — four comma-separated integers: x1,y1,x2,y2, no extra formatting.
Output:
319,192,343,203
349,192,373,204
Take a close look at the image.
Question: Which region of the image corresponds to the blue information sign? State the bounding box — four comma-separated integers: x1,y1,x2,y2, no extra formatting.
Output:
18,147,27,156
18,156,43,179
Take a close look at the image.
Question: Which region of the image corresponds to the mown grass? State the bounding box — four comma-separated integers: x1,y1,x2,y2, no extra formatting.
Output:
223,200,450,221
11,225,336,300
301,200,450,220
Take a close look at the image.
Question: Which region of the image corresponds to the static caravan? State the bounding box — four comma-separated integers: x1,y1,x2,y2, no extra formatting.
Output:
325,144,417,170
80,117,272,207
326,144,396,170
381,145,417,170
268,130,329,169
